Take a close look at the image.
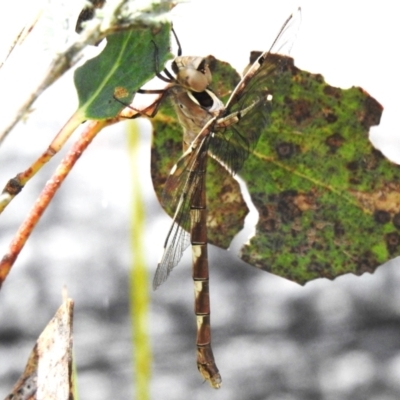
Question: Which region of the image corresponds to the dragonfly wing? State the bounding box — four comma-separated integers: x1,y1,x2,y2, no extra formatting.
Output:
226,7,301,110
153,136,210,289
209,96,272,174
153,224,191,289
154,8,301,287
209,8,301,174
266,7,302,59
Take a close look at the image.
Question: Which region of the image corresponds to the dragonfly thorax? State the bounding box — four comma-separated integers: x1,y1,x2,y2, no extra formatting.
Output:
172,56,212,92
169,85,223,149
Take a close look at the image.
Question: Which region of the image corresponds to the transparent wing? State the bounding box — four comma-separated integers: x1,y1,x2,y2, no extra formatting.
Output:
210,95,272,174
154,9,301,288
226,7,301,110
153,136,210,289
209,8,301,175
266,7,302,60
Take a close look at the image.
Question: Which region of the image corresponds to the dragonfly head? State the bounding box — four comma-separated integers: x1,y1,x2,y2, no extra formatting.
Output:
172,56,212,92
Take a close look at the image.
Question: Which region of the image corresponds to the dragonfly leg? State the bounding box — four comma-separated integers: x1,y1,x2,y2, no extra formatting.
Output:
114,88,169,119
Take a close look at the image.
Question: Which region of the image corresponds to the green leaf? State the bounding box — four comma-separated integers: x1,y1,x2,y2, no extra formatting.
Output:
150,55,393,285
74,23,172,119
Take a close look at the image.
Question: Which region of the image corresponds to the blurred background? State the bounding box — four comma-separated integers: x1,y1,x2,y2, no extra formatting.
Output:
0,1,400,399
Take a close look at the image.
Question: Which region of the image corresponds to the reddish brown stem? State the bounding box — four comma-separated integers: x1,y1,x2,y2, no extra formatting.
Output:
0,118,111,288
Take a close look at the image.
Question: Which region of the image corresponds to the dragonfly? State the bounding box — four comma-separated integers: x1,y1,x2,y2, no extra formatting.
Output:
149,8,302,388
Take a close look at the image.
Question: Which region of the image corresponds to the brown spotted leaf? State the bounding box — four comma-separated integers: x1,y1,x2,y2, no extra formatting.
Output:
151,55,391,285
239,57,390,284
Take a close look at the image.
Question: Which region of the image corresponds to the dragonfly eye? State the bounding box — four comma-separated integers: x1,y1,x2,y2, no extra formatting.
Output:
172,56,212,92
197,59,209,74
171,60,179,75
197,59,212,81
177,68,211,92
